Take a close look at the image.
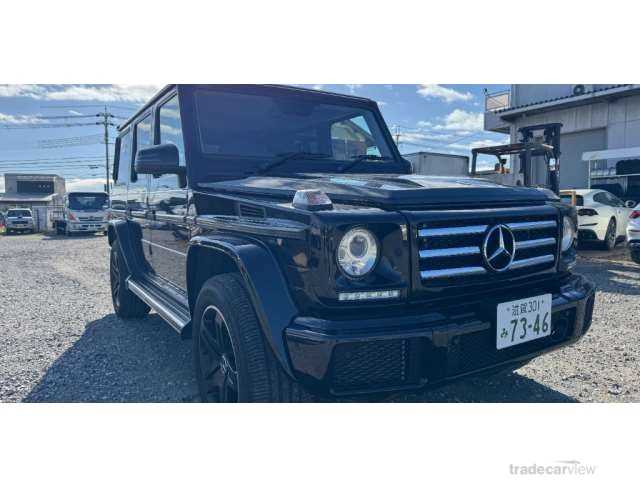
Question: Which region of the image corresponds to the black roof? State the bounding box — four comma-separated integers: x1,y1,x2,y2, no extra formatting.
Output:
117,84,376,132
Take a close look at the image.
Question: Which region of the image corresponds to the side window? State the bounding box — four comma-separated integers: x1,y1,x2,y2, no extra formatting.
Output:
132,114,153,182
330,115,380,161
593,192,607,205
608,193,624,207
116,130,132,186
593,192,615,207
158,95,186,166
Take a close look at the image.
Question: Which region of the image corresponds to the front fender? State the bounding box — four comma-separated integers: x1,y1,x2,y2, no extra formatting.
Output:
188,235,298,377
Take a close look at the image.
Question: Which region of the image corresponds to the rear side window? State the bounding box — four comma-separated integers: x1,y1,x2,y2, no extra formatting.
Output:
115,130,132,185
158,95,185,166
132,114,153,182
594,192,614,206
136,115,153,149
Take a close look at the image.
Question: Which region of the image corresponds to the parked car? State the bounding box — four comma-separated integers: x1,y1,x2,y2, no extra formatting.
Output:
107,84,595,402
627,205,640,263
560,189,635,250
5,208,34,234
53,192,109,236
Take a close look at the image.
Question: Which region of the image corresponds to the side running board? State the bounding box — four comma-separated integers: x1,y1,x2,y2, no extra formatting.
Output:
126,278,191,334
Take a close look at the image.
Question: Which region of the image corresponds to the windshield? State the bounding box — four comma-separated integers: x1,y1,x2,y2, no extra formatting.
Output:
68,194,108,210
194,89,395,174
8,209,32,217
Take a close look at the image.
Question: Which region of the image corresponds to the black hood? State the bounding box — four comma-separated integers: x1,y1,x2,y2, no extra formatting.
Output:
200,173,549,209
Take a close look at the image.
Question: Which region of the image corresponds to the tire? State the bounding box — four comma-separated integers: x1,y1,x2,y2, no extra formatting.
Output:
602,218,617,251
109,239,150,319
631,249,640,264
193,273,313,403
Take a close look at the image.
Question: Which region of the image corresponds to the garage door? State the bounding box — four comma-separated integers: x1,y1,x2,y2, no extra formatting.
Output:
560,129,606,189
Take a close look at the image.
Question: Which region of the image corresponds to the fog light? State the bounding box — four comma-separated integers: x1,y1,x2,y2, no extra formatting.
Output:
338,290,401,301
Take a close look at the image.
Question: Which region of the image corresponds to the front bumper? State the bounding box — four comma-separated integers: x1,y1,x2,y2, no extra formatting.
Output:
69,222,107,232
285,274,595,396
7,223,33,230
578,218,607,241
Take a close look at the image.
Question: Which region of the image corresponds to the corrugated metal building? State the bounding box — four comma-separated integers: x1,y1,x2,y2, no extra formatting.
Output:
484,84,640,199
0,173,66,208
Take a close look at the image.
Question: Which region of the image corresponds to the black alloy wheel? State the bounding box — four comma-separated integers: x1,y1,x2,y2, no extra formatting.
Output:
110,247,121,311
197,305,239,402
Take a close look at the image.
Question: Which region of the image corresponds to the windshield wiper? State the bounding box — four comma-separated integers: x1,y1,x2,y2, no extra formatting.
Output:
255,152,333,175
338,154,392,173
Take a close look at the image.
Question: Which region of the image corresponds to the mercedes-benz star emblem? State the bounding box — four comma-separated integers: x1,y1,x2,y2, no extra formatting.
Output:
482,224,516,272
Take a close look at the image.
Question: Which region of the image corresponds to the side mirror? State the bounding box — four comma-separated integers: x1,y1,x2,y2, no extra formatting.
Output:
625,200,637,208
135,144,186,187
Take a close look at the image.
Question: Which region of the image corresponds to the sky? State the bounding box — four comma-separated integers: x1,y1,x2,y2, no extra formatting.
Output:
0,84,509,193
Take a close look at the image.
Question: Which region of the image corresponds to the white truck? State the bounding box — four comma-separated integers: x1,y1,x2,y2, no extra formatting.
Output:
403,151,469,176
53,192,109,236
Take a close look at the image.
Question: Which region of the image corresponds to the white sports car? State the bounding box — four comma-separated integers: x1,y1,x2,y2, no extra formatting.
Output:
560,189,636,250
627,204,640,263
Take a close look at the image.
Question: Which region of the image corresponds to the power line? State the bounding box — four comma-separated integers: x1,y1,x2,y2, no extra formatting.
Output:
0,155,104,163
38,134,104,149
0,122,101,130
40,104,139,111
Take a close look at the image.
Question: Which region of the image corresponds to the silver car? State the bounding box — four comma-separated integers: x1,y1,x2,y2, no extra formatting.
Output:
5,208,34,234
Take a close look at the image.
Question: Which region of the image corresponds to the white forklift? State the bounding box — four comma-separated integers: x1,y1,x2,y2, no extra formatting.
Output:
470,123,563,195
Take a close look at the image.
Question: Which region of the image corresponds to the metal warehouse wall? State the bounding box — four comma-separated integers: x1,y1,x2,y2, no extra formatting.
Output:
507,94,640,189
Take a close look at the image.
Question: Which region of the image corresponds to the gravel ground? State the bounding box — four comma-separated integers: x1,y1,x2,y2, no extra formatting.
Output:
0,232,638,403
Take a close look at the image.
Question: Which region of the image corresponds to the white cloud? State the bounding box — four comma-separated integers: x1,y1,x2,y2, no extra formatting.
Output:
345,84,363,94
67,110,83,116
0,112,46,124
417,84,473,103
66,178,106,192
0,85,49,99
435,109,483,132
0,84,161,104
377,101,387,107
448,138,503,151
311,84,324,90
45,85,160,103
0,175,4,193
400,131,456,148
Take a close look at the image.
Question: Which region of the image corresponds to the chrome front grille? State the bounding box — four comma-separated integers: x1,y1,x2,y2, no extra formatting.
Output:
418,217,558,282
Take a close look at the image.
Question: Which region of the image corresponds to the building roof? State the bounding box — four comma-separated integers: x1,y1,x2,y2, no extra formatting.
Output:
0,193,57,203
497,84,639,118
3,173,63,179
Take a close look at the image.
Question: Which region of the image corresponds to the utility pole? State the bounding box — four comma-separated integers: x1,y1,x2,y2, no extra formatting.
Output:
394,126,401,149
96,107,116,197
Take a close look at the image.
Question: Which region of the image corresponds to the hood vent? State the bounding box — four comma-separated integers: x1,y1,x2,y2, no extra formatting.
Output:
238,203,266,219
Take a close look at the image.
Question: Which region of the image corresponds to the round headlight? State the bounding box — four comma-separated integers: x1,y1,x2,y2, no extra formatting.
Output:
337,228,379,277
562,216,576,252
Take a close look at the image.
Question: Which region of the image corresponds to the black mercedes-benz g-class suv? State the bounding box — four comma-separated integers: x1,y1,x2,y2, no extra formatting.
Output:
108,84,595,402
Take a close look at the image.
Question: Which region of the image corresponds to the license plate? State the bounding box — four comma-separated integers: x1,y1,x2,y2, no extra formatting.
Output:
496,294,552,350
